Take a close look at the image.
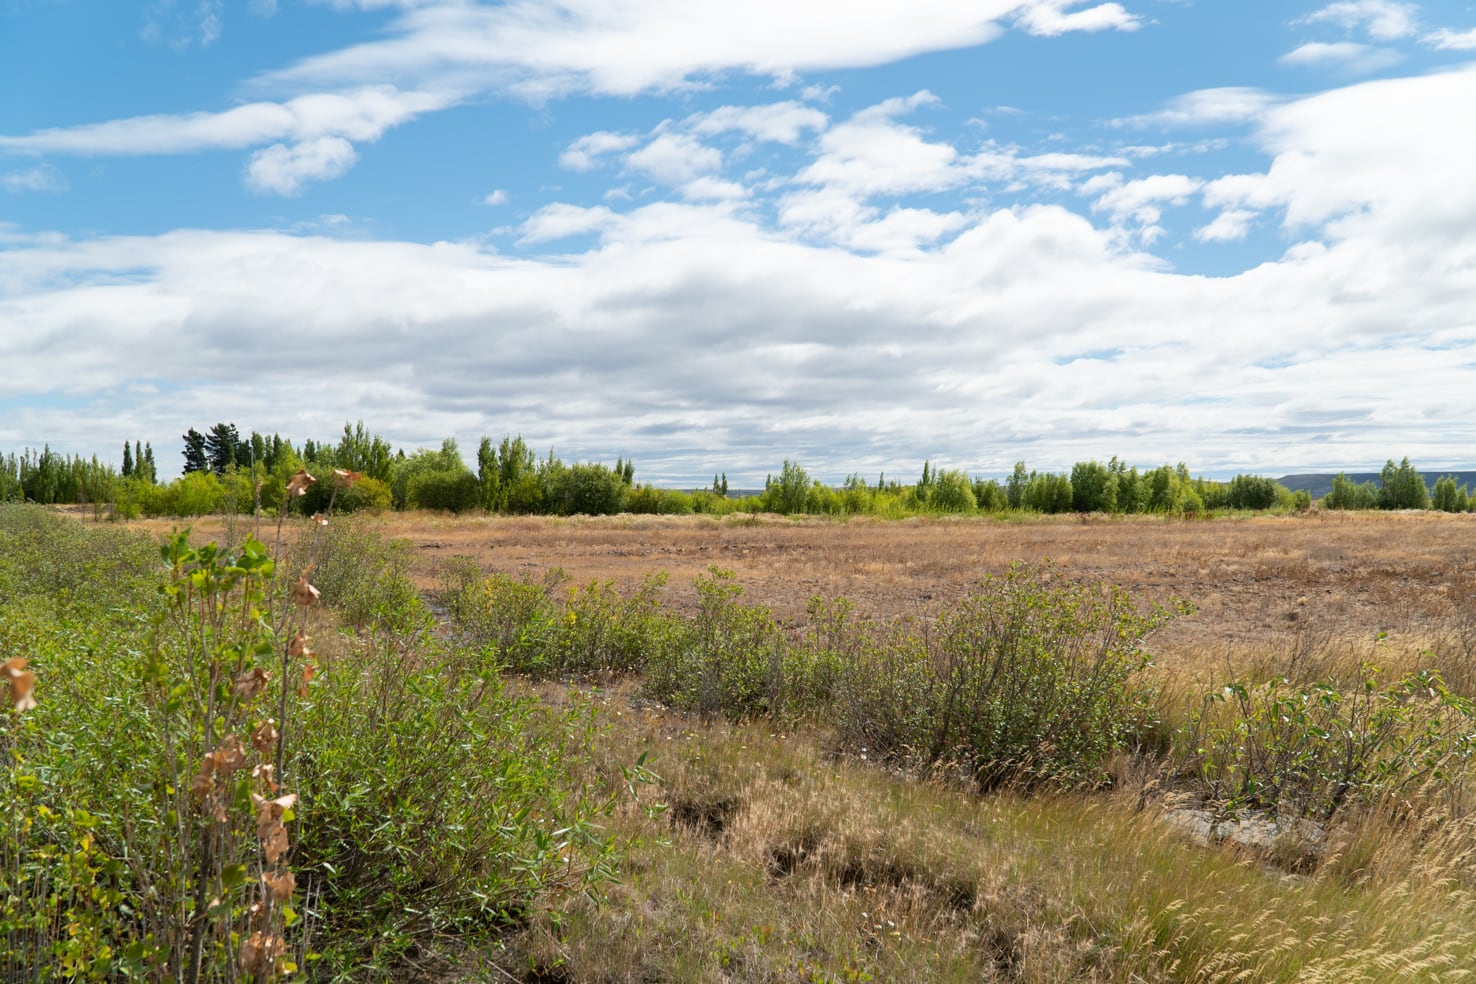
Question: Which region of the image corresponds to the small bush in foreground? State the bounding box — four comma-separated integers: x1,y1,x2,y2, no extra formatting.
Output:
834,564,1177,790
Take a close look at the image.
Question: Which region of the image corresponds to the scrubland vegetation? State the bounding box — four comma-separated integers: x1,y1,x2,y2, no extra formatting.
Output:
5,499,1476,980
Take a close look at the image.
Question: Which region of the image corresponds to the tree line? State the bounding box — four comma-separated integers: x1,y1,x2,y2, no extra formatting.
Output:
1,421,1471,518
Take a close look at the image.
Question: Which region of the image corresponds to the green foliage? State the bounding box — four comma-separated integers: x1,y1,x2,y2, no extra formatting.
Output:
546,462,629,516
1432,475,1470,513
1070,460,1118,513
972,478,1008,512
1023,471,1073,514
644,568,793,720
0,505,636,978
1324,472,1381,510
1380,457,1430,510
762,460,813,515
929,468,977,513
1222,474,1287,511
1182,666,1476,822
628,484,696,514
833,565,1175,790
391,439,479,512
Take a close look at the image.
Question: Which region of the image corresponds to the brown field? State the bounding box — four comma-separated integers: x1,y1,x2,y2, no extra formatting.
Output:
135,509,1476,669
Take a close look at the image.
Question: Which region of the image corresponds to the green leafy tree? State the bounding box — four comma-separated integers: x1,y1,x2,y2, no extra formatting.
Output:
930,468,977,513
1432,475,1469,513
1325,472,1380,509
1006,462,1029,509
1379,457,1430,510
334,420,394,482
1070,460,1118,514
762,459,812,514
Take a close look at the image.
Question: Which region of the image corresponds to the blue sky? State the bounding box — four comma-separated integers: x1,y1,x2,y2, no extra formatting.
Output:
3,0,1476,483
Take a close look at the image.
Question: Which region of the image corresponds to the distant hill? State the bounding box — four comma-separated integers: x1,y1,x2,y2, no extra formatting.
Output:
1277,471,1476,500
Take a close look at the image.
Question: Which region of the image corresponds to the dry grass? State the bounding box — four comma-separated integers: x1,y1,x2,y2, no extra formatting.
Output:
492,681,1476,982
111,509,1476,981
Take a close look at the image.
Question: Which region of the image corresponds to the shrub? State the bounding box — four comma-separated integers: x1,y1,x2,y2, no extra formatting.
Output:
644,568,793,719
834,564,1176,790
1180,665,1476,822
408,468,481,512
929,469,977,513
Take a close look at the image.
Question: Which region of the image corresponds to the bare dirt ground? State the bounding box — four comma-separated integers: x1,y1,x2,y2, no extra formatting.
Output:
132,510,1476,667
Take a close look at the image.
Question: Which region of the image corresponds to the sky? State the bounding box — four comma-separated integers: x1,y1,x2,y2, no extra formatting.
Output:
3,0,1476,485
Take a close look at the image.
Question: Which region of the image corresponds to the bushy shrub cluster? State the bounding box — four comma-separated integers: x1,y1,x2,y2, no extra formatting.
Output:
0,505,632,978
442,561,1176,789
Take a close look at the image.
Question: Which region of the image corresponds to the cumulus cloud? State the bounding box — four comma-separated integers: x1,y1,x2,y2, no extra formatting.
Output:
1012,0,1140,37
1091,173,1203,242
483,188,509,205
245,136,358,195
558,131,640,171
1193,209,1257,243
626,133,723,185
688,101,829,144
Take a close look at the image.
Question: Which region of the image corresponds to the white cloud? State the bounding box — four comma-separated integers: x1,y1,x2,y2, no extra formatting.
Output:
518,203,619,242
2,164,67,194
1092,173,1202,224
1295,1,1418,40
258,1,1140,99
483,189,509,205
1279,41,1402,74
1217,64,1476,238
1193,209,1257,243
1424,26,1476,50
245,136,358,195
626,133,723,185
0,86,455,156
1116,87,1279,128
797,92,966,198
248,0,279,15
680,176,749,201
688,101,829,144
1012,0,1141,37
558,131,640,171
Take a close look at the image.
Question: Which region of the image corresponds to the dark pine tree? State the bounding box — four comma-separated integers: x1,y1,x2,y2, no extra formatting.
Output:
182,429,208,474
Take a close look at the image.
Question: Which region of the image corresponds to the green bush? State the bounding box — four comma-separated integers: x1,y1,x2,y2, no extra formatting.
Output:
643,568,794,719
929,469,977,513
1181,666,1476,822
0,505,636,978
833,565,1175,790
409,467,482,512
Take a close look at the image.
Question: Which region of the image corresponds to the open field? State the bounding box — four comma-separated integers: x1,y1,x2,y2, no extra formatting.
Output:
26,506,1476,980
133,509,1476,664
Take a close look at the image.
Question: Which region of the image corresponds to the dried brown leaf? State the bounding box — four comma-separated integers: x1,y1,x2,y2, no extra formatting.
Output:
285,470,316,498
1,657,36,713
292,574,320,607
235,667,269,700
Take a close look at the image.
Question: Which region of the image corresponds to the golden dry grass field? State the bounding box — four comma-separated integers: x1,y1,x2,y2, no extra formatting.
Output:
137,508,1476,668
